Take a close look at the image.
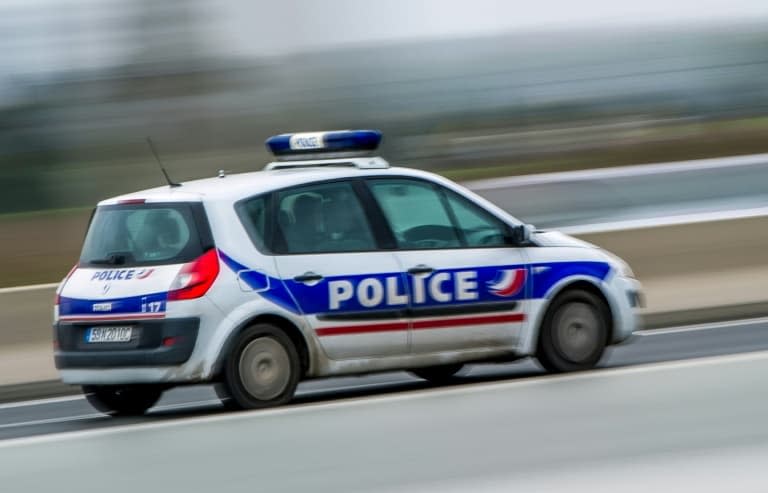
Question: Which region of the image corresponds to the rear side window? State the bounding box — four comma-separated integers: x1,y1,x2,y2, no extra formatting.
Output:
80,203,207,267
274,181,377,254
236,195,270,253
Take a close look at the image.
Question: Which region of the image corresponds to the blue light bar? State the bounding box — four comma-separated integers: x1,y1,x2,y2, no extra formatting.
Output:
265,130,382,157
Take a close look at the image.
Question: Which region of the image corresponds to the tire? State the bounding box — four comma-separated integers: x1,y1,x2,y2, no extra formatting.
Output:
219,324,301,410
536,290,609,373
409,364,464,384
82,385,164,416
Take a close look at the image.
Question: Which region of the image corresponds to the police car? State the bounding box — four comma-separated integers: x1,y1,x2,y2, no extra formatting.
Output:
54,130,642,415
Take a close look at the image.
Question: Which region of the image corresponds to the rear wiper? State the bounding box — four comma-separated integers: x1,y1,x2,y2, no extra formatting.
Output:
87,253,128,266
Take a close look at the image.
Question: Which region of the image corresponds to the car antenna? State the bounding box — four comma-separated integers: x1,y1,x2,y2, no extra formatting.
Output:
146,137,181,188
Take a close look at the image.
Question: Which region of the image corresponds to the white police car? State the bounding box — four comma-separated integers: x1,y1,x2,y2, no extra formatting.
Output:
54,130,642,415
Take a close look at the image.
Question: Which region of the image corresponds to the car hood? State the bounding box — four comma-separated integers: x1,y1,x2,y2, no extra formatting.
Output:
532,230,598,249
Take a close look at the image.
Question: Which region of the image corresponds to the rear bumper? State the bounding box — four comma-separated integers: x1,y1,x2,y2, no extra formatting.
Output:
54,317,199,369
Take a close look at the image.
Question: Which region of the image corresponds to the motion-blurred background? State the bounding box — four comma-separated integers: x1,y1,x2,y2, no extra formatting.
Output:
2,1,768,286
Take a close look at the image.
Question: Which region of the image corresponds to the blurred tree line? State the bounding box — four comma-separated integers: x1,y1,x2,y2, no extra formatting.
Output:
1,20,768,214
0,104,60,213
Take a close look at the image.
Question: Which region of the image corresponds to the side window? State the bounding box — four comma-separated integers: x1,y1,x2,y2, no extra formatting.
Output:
368,179,461,250
275,181,376,254
236,195,269,253
445,190,510,247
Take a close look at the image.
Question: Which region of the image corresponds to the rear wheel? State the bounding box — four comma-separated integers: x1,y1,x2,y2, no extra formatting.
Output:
409,364,464,384
219,324,300,410
82,385,164,416
537,290,609,373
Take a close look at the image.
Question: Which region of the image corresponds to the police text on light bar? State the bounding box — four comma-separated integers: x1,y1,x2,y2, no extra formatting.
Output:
265,130,382,157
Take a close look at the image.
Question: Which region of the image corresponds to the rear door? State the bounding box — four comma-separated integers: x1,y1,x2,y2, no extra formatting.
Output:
270,180,409,360
366,178,528,353
59,202,210,323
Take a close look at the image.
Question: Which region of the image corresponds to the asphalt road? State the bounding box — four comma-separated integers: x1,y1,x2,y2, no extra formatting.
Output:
1,318,766,441
1,318,768,491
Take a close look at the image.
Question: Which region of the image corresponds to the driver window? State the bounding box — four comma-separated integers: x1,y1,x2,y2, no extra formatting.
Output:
444,190,509,247
368,179,461,250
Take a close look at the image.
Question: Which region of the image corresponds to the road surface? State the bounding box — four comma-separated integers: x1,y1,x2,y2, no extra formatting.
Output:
0,318,767,491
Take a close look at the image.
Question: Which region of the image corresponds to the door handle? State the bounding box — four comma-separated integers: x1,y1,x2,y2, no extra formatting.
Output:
293,272,324,283
407,264,434,275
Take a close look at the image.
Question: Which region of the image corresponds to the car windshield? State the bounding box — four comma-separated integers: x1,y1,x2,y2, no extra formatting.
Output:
79,203,205,267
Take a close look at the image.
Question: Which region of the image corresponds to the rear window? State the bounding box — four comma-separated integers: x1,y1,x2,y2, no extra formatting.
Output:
79,203,209,267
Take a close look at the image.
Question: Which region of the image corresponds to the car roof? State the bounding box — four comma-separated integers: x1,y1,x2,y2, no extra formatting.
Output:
98,164,447,206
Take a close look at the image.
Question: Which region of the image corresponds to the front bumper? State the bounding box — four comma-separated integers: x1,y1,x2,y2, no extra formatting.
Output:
54,317,199,369
608,276,644,343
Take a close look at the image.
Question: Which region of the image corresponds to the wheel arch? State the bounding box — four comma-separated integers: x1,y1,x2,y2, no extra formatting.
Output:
530,277,615,351
212,313,311,380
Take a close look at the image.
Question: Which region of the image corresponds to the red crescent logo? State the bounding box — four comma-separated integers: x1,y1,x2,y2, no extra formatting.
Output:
487,269,526,297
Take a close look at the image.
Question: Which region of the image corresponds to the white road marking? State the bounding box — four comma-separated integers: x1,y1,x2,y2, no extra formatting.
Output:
635,316,768,336
298,379,416,395
559,206,768,235
2,348,768,449
0,394,84,411
465,152,768,190
0,413,103,430
0,382,413,429
0,399,226,430
152,399,222,412
0,282,58,295
0,316,765,414
0,379,413,412
0,381,418,429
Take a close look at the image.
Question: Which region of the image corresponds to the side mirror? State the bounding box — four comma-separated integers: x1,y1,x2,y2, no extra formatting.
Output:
508,223,535,245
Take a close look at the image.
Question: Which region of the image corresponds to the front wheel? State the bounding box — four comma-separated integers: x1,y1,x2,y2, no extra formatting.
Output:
82,385,164,416
218,324,301,410
536,290,609,373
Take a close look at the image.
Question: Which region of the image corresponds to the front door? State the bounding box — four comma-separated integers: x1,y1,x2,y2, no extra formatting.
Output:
366,178,529,353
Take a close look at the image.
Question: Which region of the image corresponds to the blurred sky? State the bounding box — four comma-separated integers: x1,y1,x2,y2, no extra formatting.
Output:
218,0,768,55
1,0,767,77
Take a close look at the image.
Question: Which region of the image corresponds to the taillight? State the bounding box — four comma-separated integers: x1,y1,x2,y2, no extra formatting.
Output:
56,264,79,306
167,249,220,301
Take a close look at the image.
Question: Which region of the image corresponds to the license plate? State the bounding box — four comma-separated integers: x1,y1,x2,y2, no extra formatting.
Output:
86,326,133,343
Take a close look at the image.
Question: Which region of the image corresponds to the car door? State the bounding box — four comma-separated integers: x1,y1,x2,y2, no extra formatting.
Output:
366,177,528,353
270,179,409,360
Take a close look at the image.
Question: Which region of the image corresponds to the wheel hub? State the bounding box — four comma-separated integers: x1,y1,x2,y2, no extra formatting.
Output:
239,337,291,401
554,302,601,363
